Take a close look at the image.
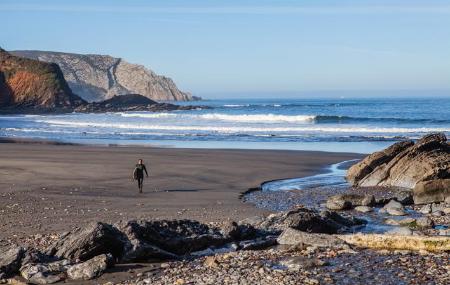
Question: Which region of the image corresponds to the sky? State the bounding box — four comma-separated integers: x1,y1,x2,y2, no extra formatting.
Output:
1,0,450,98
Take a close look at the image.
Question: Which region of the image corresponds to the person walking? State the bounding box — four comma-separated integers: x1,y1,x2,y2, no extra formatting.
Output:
133,159,148,193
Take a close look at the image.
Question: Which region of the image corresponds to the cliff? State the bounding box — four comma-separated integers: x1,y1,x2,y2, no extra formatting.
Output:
0,48,85,110
11,50,194,102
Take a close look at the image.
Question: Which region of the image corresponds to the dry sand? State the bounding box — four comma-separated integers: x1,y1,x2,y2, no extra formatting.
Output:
0,142,360,240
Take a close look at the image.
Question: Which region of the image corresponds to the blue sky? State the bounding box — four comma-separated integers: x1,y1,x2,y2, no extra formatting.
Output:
1,0,450,98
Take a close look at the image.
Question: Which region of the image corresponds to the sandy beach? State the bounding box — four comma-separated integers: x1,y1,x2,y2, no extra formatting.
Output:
0,142,360,241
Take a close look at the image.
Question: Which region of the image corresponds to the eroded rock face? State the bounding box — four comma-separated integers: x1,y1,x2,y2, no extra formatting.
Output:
11,50,194,102
413,179,450,204
66,254,113,280
46,222,126,261
346,133,449,203
0,245,25,279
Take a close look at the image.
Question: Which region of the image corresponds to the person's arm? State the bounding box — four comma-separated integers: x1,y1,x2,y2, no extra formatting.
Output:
144,165,149,177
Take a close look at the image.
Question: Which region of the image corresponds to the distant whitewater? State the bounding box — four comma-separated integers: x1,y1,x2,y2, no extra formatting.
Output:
1,97,449,153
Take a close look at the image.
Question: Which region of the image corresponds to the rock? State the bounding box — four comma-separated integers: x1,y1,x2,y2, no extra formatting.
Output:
381,200,406,216
338,233,450,252
278,256,327,271
346,133,449,190
220,221,258,241
394,190,414,205
116,219,228,258
20,259,71,284
46,222,125,261
277,228,349,248
419,204,432,214
354,206,373,213
0,246,25,279
387,227,413,236
416,217,434,228
396,218,416,227
326,194,374,210
11,50,195,102
238,236,277,250
326,196,351,210
413,179,450,204
67,254,113,280
432,210,444,217
203,256,219,269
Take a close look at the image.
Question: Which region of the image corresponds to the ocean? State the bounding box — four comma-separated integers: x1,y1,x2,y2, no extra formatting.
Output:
1,97,449,153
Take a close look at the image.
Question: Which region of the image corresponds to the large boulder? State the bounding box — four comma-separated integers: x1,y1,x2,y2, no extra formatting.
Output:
46,222,126,261
248,207,365,234
20,259,71,284
116,219,229,258
413,179,450,204
66,254,113,280
0,245,25,278
346,133,449,192
277,228,348,248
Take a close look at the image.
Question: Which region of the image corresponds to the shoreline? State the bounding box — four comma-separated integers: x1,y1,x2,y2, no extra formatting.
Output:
0,141,362,242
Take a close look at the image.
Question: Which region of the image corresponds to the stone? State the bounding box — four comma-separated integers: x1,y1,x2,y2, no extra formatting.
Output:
347,133,449,190
386,227,413,236
419,204,432,214
238,236,277,250
394,190,414,205
326,194,375,210
413,179,450,204
396,218,416,227
20,259,71,284
416,217,434,228
278,256,327,271
0,246,25,279
203,256,219,269
382,200,406,216
354,206,373,213
46,222,125,261
277,228,349,248
432,210,444,217
116,219,228,258
67,254,113,280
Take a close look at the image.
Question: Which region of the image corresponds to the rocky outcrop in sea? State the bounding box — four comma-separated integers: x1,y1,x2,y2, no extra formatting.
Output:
11,50,195,102
346,133,449,204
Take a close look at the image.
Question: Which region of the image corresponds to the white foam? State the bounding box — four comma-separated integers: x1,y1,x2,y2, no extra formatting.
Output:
198,113,316,123
35,119,450,134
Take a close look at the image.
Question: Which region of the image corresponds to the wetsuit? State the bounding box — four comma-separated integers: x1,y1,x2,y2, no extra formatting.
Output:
134,164,148,193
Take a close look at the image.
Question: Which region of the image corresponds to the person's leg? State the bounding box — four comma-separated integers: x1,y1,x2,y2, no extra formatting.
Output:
138,178,143,193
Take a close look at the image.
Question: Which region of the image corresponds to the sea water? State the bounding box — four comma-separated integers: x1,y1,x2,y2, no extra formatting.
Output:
1,97,449,153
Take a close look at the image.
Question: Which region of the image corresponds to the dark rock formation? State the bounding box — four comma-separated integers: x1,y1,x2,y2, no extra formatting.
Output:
46,222,126,261
74,94,206,113
413,179,450,204
0,245,25,279
346,133,449,203
0,48,86,112
11,50,195,102
66,254,113,280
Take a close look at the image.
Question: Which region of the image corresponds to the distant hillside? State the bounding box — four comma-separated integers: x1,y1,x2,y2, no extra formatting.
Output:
12,50,194,102
0,48,85,110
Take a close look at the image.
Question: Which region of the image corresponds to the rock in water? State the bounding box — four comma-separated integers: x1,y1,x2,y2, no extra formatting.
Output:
46,222,125,261
0,246,25,278
346,133,449,202
326,194,374,210
381,200,406,216
413,179,450,204
67,254,113,280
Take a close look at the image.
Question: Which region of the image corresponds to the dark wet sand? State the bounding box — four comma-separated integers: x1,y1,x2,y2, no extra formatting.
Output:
0,142,361,240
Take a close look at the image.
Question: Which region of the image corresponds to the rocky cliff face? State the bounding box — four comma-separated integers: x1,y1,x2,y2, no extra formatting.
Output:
0,48,85,110
11,50,193,102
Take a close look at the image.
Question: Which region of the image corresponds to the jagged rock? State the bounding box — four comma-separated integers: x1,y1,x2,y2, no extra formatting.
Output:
116,219,228,258
11,50,195,102
416,217,434,228
277,228,348,248
220,221,259,241
74,94,206,113
20,259,71,284
346,133,449,191
66,254,113,280
380,200,406,216
0,246,25,279
346,140,414,185
413,179,450,204
46,222,125,261
326,194,374,210
419,204,432,214
354,206,373,213
251,207,364,234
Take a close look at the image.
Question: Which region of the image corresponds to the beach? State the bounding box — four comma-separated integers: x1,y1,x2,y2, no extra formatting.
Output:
0,141,360,241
